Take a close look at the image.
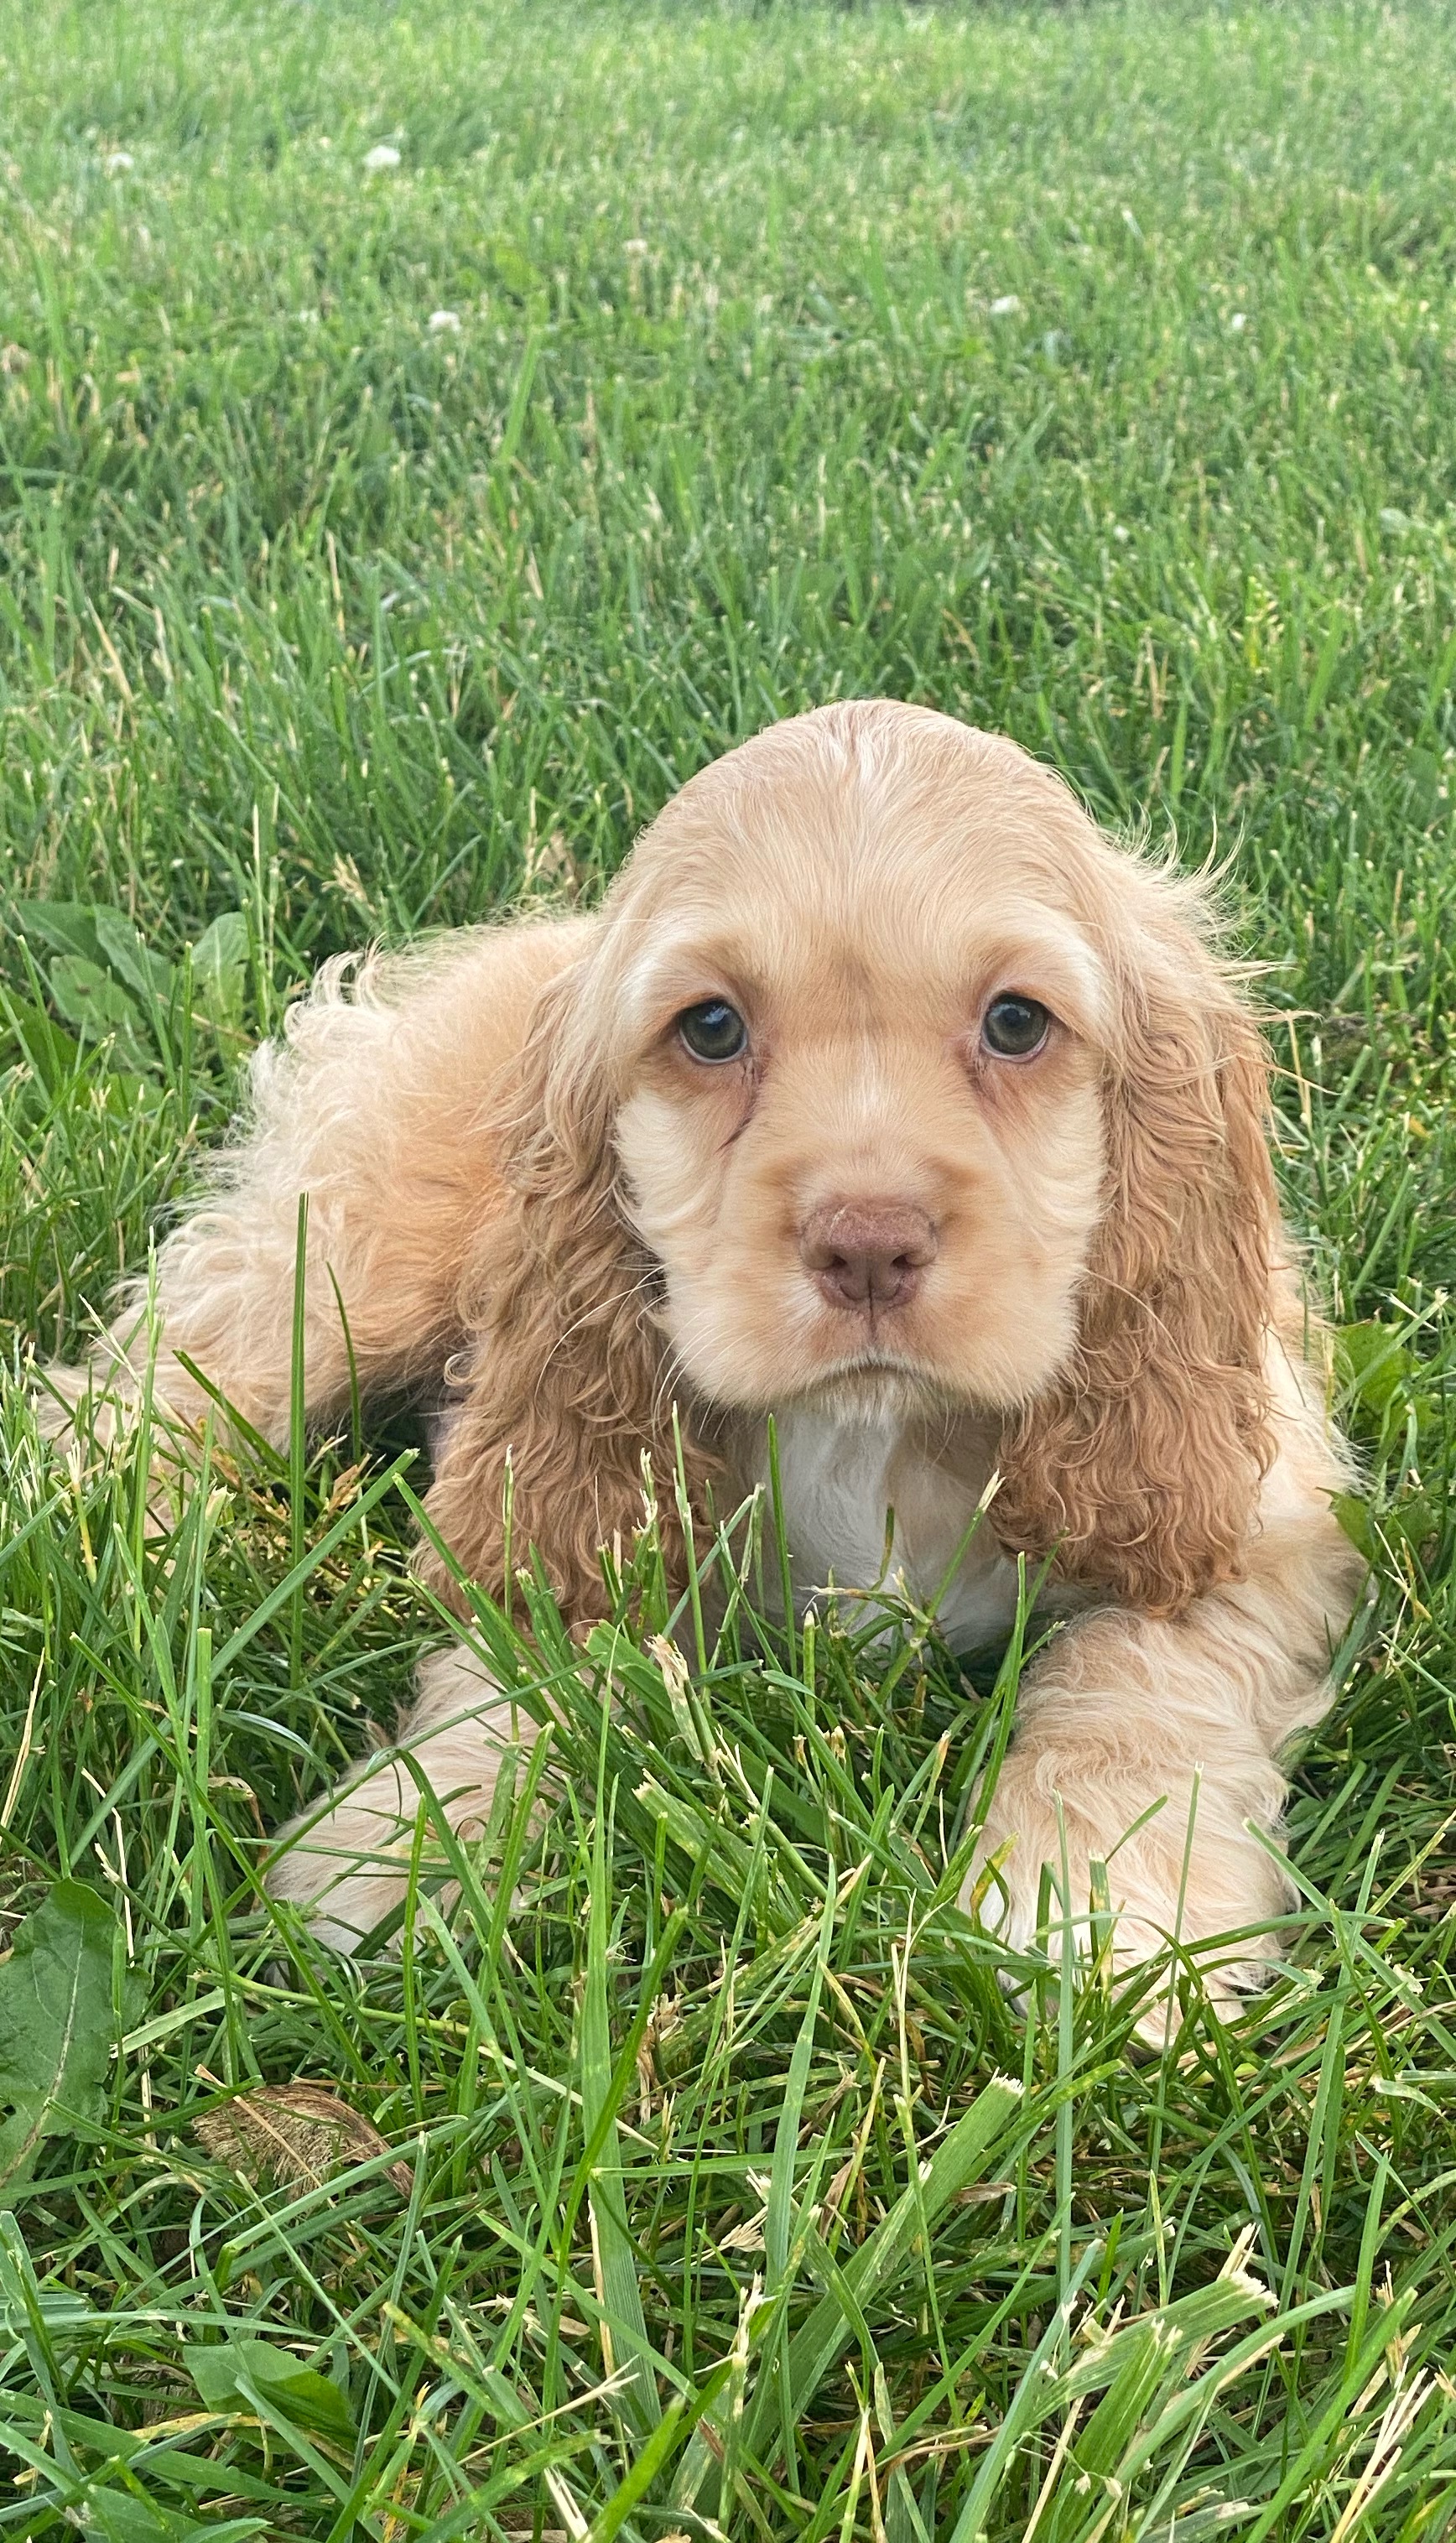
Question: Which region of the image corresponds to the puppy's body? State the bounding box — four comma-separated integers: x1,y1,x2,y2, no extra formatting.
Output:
53,916,590,1457
44,703,1362,2001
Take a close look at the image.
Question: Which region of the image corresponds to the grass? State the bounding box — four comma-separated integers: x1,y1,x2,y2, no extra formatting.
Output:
1,0,1454,2531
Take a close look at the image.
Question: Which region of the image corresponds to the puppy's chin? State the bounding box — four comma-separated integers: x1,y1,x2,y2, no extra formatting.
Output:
663,1280,1074,1424
783,1355,955,1425
691,1344,967,1428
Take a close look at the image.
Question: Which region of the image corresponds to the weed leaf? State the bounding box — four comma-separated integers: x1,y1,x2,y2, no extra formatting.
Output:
47,954,148,1053
0,1881,127,2197
189,910,249,1027
91,906,174,1004
73,2489,268,2542
184,2338,356,2443
15,901,107,965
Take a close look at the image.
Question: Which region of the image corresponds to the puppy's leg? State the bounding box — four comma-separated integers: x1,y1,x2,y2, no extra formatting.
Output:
965,1499,1364,2019
39,920,590,1469
268,1645,541,1949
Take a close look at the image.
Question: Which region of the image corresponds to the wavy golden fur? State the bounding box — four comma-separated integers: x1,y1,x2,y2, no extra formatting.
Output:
418,959,705,1625
992,895,1281,1615
42,701,1362,2005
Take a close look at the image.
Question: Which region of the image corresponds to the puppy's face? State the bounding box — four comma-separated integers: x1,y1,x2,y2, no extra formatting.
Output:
600,705,1122,1418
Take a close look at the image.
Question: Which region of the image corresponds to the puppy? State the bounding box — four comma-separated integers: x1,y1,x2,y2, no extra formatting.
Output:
44,702,1363,1994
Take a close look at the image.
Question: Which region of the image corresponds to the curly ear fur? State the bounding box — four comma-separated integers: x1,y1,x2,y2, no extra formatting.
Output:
991,901,1279,1618
418,962,710,1624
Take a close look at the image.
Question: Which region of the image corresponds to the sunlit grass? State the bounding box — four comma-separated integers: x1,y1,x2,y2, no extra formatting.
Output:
1,1,1453,2534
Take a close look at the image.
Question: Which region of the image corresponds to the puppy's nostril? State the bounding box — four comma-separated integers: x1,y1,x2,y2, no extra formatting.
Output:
799,1203,939,1313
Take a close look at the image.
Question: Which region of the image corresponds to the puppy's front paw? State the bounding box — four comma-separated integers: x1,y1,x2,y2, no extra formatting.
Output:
962,1741,1296,2023
267,1647,538,1952
268,1781,445,1953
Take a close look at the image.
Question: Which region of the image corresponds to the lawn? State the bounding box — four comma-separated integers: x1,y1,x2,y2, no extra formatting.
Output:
2,0,1455,2532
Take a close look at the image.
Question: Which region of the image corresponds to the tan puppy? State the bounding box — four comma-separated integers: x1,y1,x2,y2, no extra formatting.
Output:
45,702,1363,1994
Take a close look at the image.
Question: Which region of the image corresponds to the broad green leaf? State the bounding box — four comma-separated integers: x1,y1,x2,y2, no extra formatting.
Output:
189,909,249,1027
48,954,141,1038
184,2338,356,2443
93,904,175,1003
47,955,154,1072
73,2487,268,2543
1335,1320,1431,1429
16,899,107,965
18,902,170,1047
1331,1491,1377,1561
1333,1487,1438,1566
0,1882,127,2197
0,989,82,1095
1,986,159,1112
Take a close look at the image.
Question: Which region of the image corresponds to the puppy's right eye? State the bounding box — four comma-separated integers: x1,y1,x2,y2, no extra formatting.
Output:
677,1000,747,1063
981,994,1051,1059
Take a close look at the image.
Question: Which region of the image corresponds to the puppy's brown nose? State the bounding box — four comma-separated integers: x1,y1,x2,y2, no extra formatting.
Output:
799,1203,939,1313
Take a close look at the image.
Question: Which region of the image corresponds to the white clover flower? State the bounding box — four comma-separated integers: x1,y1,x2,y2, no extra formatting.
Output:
428,309,460,334
1112,524,1131,543
989,294,1022,318
362,143,401,173
1230,309,1249,332
104,151,134,176
623,237,648,255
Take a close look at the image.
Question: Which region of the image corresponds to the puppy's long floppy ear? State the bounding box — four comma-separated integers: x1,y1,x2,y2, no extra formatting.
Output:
992,889,1279,1618
419,959,706,1625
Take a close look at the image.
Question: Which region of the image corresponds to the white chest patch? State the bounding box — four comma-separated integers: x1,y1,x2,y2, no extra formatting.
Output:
741,1402,1024,1655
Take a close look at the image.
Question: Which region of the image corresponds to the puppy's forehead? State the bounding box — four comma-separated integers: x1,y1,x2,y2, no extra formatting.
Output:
634,703,1111,915
615,705,1113,1031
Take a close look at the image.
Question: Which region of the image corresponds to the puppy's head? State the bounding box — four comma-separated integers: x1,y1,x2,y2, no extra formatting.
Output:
606,705,1112,1417
438,703,1277,1620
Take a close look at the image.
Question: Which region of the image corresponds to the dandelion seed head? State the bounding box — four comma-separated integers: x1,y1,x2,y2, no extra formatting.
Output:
363,143,402,173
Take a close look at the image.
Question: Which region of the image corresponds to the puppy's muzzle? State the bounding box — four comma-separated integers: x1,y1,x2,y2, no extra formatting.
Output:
798,1201,939,1313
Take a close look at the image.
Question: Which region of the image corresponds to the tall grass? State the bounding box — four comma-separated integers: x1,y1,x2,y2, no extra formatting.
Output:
1,2,1453,2534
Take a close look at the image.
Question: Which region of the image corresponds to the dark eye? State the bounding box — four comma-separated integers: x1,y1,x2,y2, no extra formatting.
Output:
677,999,747,1063
981,995,1051,1059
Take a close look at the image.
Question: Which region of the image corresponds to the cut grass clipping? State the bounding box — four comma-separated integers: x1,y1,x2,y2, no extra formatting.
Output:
2,0,1454,2535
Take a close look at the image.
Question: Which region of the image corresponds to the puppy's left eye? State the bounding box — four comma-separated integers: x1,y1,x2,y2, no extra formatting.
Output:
981,995,1051,1059
677,999,748,1063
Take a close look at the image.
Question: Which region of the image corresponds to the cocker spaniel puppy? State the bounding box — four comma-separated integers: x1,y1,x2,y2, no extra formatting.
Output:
46,701,1363,2000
